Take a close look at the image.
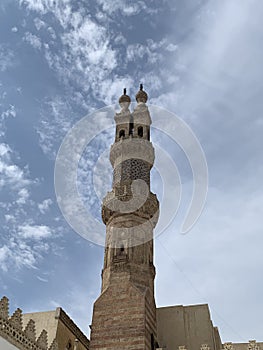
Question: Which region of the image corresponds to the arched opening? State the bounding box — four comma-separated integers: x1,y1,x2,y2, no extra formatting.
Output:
150,334,159,350
138,126,143,137
115,244,125,258
65,340,72,350
129,122,134,135
151,334,155,350
119,129,125,138
129,114,134,135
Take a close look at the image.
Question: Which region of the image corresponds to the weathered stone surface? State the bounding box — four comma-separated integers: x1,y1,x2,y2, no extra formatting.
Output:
90,88,159,350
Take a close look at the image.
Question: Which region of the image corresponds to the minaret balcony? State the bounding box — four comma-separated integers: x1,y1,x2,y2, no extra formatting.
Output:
101,190,159,227
110,137,155,168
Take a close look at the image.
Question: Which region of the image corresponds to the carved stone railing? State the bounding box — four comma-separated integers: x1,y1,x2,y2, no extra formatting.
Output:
248,340,260,350
172,342,262,350
0,296,58,350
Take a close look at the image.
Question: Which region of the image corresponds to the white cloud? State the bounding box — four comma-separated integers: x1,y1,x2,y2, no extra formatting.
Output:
96,0,157,17
0,143,32,189
114,33,126,45
0,246,10,272
99,0,141,16
37,97,73,157
47,26,56,40
20,0,74,28
1,104,16,119
0,143,10,157
19,0,173,160
38,198,52,214
0,46,15,72
18,224,53,240
166,43,177,52
61,18,117,70
0,140,55,272
126,43,161,64
11,26,18,32
36,275,49,282
19,0,46,13
16,188,30,205
23,32,42,50
95,77,134,105
0,237,42,271
34,17,46,30
5,214,15,223
0,162,30,188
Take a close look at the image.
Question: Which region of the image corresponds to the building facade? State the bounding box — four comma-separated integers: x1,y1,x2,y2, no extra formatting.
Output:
0,296,89,350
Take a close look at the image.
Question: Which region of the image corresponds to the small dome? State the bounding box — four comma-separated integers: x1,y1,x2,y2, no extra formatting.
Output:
119,88,131,104
135,83,148,103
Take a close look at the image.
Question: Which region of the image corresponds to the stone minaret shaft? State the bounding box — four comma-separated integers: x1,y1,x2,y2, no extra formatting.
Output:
89,86,159,350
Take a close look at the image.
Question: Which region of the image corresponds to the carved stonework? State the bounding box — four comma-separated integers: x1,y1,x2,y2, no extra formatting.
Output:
49,339,59,350
0,296,9,320
224,343,234,350
37,329,48,349
0,296,57,350
102,190,159,226
179,346,187,350
201,344,210,350
248,340,259,350
9,308,23,331
24,318,36,341
110,138,155,168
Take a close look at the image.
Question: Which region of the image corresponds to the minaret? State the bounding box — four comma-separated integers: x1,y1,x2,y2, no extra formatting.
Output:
89,85,159,350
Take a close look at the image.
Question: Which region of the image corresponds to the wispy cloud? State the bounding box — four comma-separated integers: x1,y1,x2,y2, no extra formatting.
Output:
38,198,53,214
16,188,30,205
23,32,42,49
96,0,160,17
18,224,53,240
36,275,49,282
0,143,32,189
0,45,15,72
15,0,177,178
0,142,58,272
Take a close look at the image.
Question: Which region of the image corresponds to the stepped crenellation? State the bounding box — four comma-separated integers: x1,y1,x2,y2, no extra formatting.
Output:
0,295,58,350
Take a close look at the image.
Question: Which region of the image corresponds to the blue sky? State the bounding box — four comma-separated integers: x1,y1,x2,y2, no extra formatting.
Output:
0,0,263,343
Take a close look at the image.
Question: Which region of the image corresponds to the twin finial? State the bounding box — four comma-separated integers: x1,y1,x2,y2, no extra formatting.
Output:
119,84,148,106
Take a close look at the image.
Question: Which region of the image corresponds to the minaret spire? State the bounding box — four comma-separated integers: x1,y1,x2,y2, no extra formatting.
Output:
89,85,159,350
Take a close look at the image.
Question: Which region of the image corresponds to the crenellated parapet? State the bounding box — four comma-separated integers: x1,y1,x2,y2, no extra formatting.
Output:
201,345,210,350
222,341,262,350
0,296,58,350
248,341,260,350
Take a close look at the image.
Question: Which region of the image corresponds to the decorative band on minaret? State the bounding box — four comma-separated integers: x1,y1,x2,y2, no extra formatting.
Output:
90,85,160,350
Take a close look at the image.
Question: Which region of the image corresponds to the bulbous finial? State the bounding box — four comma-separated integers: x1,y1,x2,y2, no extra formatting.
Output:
136,83,148,103
119,88,131,111
119,88,131,104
